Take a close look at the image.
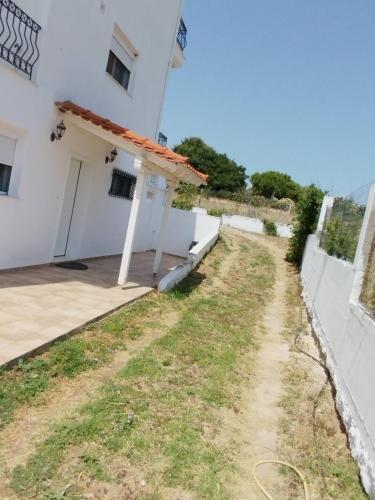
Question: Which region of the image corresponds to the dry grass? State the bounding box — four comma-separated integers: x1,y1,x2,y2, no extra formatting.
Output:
279,265,367,499
196,196,294,224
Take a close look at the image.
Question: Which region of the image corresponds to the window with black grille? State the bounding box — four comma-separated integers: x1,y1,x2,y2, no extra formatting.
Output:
109,168,136,200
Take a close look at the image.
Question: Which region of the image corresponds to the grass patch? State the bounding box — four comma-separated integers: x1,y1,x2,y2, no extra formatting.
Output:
10,235,275,499
0,291,176,429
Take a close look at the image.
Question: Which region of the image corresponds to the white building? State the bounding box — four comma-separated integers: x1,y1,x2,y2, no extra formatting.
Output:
0,0,208,284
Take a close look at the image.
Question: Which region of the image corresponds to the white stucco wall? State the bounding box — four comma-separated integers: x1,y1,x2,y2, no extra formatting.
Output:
0,0,184,269
161,208,221,257
301,191,375,496
221,214,292,238
158,229,220,292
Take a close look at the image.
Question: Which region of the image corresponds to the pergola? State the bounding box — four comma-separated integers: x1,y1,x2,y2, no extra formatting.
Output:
55,101,207,286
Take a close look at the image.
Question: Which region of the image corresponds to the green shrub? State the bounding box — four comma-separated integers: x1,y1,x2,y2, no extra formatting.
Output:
207,208,225,217
321,217,358,261
172,199,194,211
286,185,325,266
320,198,365,262
263,219,278,236
172,183,198,211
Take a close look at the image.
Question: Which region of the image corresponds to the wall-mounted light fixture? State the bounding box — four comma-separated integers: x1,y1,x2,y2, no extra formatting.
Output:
105,147,118,164
50,120,66,142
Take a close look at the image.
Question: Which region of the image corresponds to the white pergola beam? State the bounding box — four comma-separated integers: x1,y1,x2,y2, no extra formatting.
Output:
152,180,178,276
118,157,148,285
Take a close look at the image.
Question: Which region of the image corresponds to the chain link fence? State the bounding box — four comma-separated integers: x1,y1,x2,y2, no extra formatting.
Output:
361,236,375,316
320,184,369,263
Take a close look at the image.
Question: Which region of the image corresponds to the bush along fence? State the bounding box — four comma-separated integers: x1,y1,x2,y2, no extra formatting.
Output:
301,184,375,496
320,197,366,262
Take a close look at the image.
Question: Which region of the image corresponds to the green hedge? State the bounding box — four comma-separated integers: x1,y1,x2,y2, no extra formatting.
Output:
286,185,325,266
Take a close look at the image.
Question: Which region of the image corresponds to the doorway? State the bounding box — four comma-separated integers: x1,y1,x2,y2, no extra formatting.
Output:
54,159,83,258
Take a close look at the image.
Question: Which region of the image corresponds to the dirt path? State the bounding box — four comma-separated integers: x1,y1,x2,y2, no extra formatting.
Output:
221,228,292,498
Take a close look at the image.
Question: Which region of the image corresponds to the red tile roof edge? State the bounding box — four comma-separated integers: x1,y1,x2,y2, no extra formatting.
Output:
55,101,208,183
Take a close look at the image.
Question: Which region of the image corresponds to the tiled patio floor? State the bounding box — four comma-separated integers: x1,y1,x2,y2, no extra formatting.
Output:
0,252,184,367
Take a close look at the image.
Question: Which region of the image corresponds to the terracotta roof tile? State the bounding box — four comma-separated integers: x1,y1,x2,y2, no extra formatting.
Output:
55,101,208,183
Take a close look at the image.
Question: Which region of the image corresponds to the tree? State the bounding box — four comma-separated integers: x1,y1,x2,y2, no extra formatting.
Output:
174,137,247,192
286,185,325,266
250,171,302,202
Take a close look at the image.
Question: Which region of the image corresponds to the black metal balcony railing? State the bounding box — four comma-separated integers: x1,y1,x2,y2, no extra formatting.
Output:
177,18,187,51
0,0,41,80
158,131,168,147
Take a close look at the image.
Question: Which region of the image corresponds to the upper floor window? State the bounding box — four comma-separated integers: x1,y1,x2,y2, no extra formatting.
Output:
0,135,16,195
106,34,135,92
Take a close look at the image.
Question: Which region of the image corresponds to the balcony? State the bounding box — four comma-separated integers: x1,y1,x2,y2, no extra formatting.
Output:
0,0,41,80
171,18,187,68
158,131,168,147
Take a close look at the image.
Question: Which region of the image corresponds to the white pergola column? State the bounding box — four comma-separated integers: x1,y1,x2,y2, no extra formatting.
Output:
153,180,178,276
118,157,148,285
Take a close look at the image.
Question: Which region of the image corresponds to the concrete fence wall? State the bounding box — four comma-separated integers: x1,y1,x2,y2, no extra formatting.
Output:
221,213,293,238
301,189,375,496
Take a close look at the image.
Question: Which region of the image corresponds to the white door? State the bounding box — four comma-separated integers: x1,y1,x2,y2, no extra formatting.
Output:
54,159,83,257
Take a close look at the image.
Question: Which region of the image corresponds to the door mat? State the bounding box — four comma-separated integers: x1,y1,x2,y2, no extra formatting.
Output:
55,262,88,270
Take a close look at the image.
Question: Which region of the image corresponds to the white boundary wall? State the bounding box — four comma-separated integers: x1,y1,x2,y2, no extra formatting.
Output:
221,214,293,238
301,189,375,496
160,208,221,257
157,211,220,292
158,229,219,292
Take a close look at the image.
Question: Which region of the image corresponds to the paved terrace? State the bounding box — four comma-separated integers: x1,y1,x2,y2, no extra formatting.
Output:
0,252,184,367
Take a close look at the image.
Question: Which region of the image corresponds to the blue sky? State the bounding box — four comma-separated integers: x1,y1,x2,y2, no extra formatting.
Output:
161,0,375,196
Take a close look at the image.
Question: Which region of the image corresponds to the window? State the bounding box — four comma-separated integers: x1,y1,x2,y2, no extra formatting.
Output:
0,135,16,194
109,168,136,200
106,35,135,91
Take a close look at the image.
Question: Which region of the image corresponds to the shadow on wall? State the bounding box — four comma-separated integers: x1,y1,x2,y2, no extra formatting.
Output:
160,208,221,257
163,208,198,256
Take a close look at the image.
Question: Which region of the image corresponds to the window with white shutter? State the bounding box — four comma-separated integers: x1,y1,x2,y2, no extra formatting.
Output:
106,34,136,92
